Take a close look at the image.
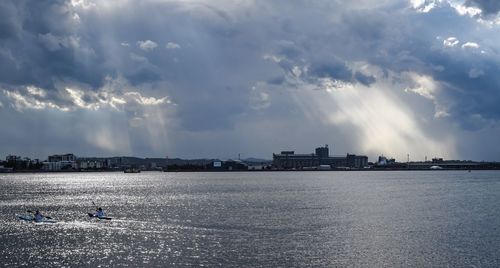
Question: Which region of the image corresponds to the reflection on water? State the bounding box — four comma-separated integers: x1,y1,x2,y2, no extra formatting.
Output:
1,171,499,266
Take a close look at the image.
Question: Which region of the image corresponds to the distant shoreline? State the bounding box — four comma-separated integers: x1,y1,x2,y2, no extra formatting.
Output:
2,168,500,174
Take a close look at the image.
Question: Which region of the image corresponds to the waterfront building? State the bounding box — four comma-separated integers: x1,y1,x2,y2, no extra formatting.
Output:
208,159,248,171
76,158,109,170
272,145,368,170
48,154,77,162
43,153,78,171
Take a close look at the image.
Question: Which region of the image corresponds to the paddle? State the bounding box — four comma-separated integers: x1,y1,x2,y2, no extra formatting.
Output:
26,210,52,219
92,200,101,211
90,200,98,215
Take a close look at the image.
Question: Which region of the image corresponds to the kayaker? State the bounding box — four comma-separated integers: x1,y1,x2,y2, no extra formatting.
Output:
34,210,44,222
95,207,105,218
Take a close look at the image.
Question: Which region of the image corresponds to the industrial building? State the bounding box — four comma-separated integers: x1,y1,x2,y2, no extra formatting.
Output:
272,145,368,170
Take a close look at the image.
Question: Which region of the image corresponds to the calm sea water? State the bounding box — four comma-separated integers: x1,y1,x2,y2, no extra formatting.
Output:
0,171,499,267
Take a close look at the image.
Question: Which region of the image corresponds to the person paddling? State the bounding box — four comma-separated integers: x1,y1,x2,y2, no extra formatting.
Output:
21,210,54,223
34,210,44,222
95,207,105,218
88,201,112,220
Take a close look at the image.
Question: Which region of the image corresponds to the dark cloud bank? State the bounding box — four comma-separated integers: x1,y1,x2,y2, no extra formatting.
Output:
1,0,500,160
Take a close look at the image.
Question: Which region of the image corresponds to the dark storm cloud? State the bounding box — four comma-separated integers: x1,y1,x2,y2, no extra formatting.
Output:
0,0,106,92
354,72,376,86
256,2,500,140
465,0,500,15
0,2,21,40
1,0,500,160
268,40,377,87
309,58,353,82
377,6,500,128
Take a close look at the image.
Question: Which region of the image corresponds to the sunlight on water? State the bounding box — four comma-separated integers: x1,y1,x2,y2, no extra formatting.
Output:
1,171,499,266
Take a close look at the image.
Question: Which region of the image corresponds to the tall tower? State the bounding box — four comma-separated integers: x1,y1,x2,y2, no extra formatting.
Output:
315,145,329,158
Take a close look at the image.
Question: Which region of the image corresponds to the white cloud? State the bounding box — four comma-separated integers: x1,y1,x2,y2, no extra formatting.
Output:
406,86,435,100
452,3,482,17
3,90,69,112
124,92,171,105
166,42,181,49
2,78,171,112
26,86,46,97
411,0,439,13
443,37,459,47
403,72,450,118
65,88,100,110
121,42,130,47
447,1,500,25
404,72,437,100
137,40,158,51
462,42,480,49
70,0,96,9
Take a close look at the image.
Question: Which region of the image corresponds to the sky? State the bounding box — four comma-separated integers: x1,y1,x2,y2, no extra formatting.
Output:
1,0,500,161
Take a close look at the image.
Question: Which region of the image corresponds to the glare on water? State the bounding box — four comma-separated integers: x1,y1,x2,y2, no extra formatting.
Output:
0,171,499,267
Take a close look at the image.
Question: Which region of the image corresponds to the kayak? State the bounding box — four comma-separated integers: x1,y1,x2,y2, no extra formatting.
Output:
17,214,57,223
17,214,33,221
87,212,112,220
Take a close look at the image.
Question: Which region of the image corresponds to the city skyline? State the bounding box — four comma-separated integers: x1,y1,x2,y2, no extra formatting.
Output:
2,1,500,161
1,144,493,164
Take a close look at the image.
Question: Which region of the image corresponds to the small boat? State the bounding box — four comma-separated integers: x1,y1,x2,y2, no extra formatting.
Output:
16,214,57,223
124,168,141,173
87,213,112,220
